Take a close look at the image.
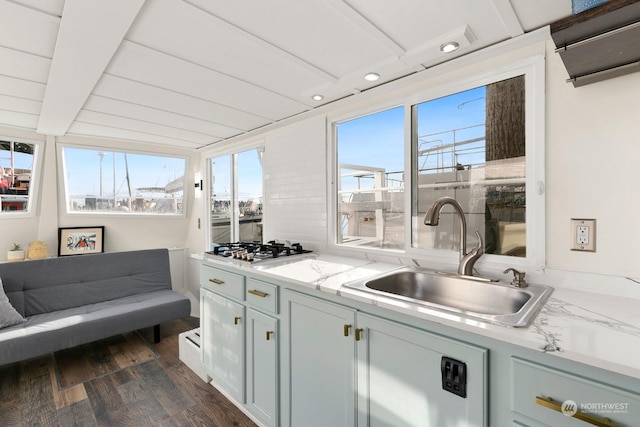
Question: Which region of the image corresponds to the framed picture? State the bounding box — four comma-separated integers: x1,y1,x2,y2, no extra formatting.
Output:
58,226,105,256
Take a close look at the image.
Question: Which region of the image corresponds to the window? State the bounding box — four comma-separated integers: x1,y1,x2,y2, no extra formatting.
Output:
333,59,544,267
336,107,405,249
0,138,41,216
413,75,526,257
61,146,186,215
209,147,263,247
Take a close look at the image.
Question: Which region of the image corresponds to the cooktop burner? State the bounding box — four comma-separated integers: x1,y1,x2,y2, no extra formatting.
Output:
206,241,312,263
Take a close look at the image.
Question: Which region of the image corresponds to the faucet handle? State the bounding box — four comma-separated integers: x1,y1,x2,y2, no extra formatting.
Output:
503,268,527,288
473,231,483,254
459,231,484,276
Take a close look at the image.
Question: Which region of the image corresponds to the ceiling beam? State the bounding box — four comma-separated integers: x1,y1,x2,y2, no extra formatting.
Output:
182,0,339,84
490,0,525,37
324,0,407,56
36,0,146,136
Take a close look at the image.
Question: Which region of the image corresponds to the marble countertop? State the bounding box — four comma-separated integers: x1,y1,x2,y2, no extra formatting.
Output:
201,253,640,380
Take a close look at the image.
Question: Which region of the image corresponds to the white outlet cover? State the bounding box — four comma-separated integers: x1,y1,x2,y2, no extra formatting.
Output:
571,218,596,252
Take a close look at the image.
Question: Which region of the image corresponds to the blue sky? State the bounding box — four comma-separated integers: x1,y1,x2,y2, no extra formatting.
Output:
63,147,185,197
211,149,263,201
0,145,34,171
337,85,486,191
211,154,231,200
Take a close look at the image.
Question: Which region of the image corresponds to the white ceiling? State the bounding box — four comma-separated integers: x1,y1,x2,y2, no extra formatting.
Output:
0,0,572,150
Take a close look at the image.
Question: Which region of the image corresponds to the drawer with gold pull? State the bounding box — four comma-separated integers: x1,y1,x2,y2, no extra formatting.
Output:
512,357,639,427
246,278,278,314
200,264,245,300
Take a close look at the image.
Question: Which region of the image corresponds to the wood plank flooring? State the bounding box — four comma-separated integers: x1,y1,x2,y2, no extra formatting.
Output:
0,317,257,427
54,331,158,389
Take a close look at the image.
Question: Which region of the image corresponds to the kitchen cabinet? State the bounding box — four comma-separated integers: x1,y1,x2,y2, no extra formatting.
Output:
356,312,487,427
246,308,278,427
200,264,280,426
245,277,280,426
200,263,246,300
200,287,245,402
282,290,357,427
282,289,487,427
201,259,640,427
511,357,640,427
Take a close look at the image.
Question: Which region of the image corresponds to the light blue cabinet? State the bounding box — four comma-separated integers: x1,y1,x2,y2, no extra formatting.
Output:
511,357,640,427
201,264,281,426
200,287,245,403
246,308,279,427
356,312,487,427
282,290,357,427
202,261,640,427
282,290,487,427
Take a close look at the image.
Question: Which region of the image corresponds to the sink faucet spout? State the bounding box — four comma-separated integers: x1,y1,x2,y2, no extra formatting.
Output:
424,196,483,276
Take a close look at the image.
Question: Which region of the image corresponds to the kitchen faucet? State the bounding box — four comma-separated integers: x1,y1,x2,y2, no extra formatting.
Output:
423,196,483,277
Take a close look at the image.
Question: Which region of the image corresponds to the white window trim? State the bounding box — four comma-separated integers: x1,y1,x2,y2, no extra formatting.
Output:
0,137,44,219
57,143,189,218
328,54,546,273
204,141,265,247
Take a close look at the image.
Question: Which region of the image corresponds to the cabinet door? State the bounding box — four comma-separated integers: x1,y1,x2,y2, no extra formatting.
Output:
283,290,357,427
201,287,245,403
356,313,488,427
246,308,278,427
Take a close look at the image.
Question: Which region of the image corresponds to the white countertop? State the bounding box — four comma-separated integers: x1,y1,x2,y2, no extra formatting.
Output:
201,253,640,381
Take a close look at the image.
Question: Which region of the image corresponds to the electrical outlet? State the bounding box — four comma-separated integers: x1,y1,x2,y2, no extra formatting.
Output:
576,226,589,245
571,219,596,252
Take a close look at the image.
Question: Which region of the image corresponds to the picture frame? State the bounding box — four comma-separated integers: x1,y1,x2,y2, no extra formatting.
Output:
58,226,105,256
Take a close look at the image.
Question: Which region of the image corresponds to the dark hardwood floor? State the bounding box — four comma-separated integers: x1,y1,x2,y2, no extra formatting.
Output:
0,317,257,427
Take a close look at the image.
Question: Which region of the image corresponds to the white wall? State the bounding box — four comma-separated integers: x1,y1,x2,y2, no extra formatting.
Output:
545,39,640,278
262,116,328,251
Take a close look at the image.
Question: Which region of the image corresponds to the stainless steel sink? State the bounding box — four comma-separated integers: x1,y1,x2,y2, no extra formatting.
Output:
340,266,553,327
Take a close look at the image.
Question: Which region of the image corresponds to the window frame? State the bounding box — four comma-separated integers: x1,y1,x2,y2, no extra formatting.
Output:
205,142,265,247
58,143,189,218
329,55,545,271
0,137,44,219
334,104,406,250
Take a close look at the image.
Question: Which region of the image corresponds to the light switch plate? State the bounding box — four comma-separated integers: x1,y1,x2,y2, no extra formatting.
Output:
571,218,596,252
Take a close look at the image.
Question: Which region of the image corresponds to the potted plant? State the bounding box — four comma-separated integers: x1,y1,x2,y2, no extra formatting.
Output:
7,243,25,262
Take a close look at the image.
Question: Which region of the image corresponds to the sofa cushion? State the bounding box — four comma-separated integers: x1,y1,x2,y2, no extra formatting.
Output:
0,289,190,365
0,277,25,329
0,249,173,317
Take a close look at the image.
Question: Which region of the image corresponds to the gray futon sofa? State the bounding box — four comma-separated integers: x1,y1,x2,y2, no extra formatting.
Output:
0,248,190,366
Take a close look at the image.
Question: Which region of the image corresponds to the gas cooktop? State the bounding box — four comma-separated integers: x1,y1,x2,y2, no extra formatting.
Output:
205,241,312,263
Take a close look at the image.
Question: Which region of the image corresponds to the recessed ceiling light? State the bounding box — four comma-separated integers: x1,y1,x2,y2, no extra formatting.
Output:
312,94,324,101
364,72,380,82
440,42,459,53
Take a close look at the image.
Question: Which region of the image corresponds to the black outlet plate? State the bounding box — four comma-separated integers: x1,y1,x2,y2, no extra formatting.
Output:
441,356,467,398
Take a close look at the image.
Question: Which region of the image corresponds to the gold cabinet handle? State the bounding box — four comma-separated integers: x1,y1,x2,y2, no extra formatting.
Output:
248,289,268,298
355,328,363,341
209,278,224,285
266,331,274,341
234,316,241,325
535,396,620,427
343,324,351,337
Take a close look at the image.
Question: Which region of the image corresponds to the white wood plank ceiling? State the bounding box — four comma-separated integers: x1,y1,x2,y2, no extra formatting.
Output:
0,0,572,150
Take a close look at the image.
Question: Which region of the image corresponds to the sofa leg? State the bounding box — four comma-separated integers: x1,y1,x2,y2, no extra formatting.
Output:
154,324,160,343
